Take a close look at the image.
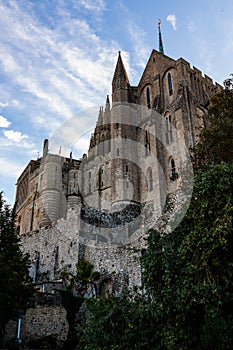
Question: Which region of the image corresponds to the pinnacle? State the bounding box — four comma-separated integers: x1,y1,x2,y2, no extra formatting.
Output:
112,51,130,85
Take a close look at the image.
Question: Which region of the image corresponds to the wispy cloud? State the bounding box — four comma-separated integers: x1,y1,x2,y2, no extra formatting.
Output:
0,115,11,128
0,0,118,135
116,2,150,83
78,0,106,14
0,156,25,178
3,130,29,143
187,17,196,32
126,22,150,70
0,101,8,108
167,14,177,31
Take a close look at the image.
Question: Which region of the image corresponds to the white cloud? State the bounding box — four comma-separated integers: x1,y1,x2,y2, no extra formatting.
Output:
3,129,29,143
0,1,118,134
0,157,24,178
167,14,177,31
0,115,11,128
126,22,150,70
0,101,8,108
78,0,106,14
187,17,196,32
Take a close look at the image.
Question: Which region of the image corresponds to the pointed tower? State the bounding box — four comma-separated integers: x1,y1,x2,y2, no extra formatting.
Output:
112,51,130,103
158,20,164,54
104,95,111,125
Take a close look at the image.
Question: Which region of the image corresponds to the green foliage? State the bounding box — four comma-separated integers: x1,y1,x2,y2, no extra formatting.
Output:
0,192,33,344
91,270,100,281
143,162,233,349
75,257,100,284
78,291,157,350
195,80,233,166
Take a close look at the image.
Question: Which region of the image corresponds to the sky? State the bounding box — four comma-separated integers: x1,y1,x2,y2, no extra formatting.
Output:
0,0,233,205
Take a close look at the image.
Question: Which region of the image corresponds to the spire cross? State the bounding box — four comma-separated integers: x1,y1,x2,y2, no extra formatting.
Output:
158,19,164,55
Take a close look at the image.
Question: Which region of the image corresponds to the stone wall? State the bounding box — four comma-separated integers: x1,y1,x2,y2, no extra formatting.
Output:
25,305,69,345
4,295,69,349
21,208,81,282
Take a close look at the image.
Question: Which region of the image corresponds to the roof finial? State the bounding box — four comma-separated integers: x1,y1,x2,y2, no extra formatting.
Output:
158,19,164,55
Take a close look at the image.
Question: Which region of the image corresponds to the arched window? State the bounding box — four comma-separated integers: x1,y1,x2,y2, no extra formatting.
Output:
146,87,151,109
167,73,173,96
148,167,153,191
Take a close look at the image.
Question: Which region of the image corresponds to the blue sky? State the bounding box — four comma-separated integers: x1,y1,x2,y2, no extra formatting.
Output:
0,0,233,204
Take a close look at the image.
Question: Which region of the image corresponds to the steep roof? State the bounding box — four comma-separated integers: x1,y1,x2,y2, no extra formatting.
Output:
112,51,130,85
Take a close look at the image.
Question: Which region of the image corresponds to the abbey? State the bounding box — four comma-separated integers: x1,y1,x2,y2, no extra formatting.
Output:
15,35,221,293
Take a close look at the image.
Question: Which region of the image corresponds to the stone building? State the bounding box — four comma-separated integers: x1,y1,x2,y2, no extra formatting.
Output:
15,29,221,293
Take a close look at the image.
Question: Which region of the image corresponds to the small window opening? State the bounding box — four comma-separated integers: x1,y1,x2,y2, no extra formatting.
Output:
145,130,151,156
146,87,151,109
168,73,173,96
170,158,178,181
166,118,169,144
148,168,153,191
169,115,173,142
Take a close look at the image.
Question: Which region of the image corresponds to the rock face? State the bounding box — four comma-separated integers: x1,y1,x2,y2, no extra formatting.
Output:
15,49,221,292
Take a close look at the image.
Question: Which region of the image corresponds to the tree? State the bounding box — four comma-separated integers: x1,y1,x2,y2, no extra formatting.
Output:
143,162,233,349
78,291,156,350
142,81,233,349
195,76,233,166
0,192,33,345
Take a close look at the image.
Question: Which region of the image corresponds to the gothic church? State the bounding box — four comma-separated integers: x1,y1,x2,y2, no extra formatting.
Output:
15,27,221,292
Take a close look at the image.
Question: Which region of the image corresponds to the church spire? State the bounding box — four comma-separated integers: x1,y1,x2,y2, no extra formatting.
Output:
112,51,130,86
112,51,130,103
158,20,164,54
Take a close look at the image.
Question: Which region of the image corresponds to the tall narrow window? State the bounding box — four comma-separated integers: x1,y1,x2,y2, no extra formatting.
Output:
101,134,105,156
168,73,173,96
171,159,176,176
98,167,103,190
169,115,173,142
166,118,169,144
146,87,151,109
148,168,153,191
145,130,151,156
170,158,178,181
